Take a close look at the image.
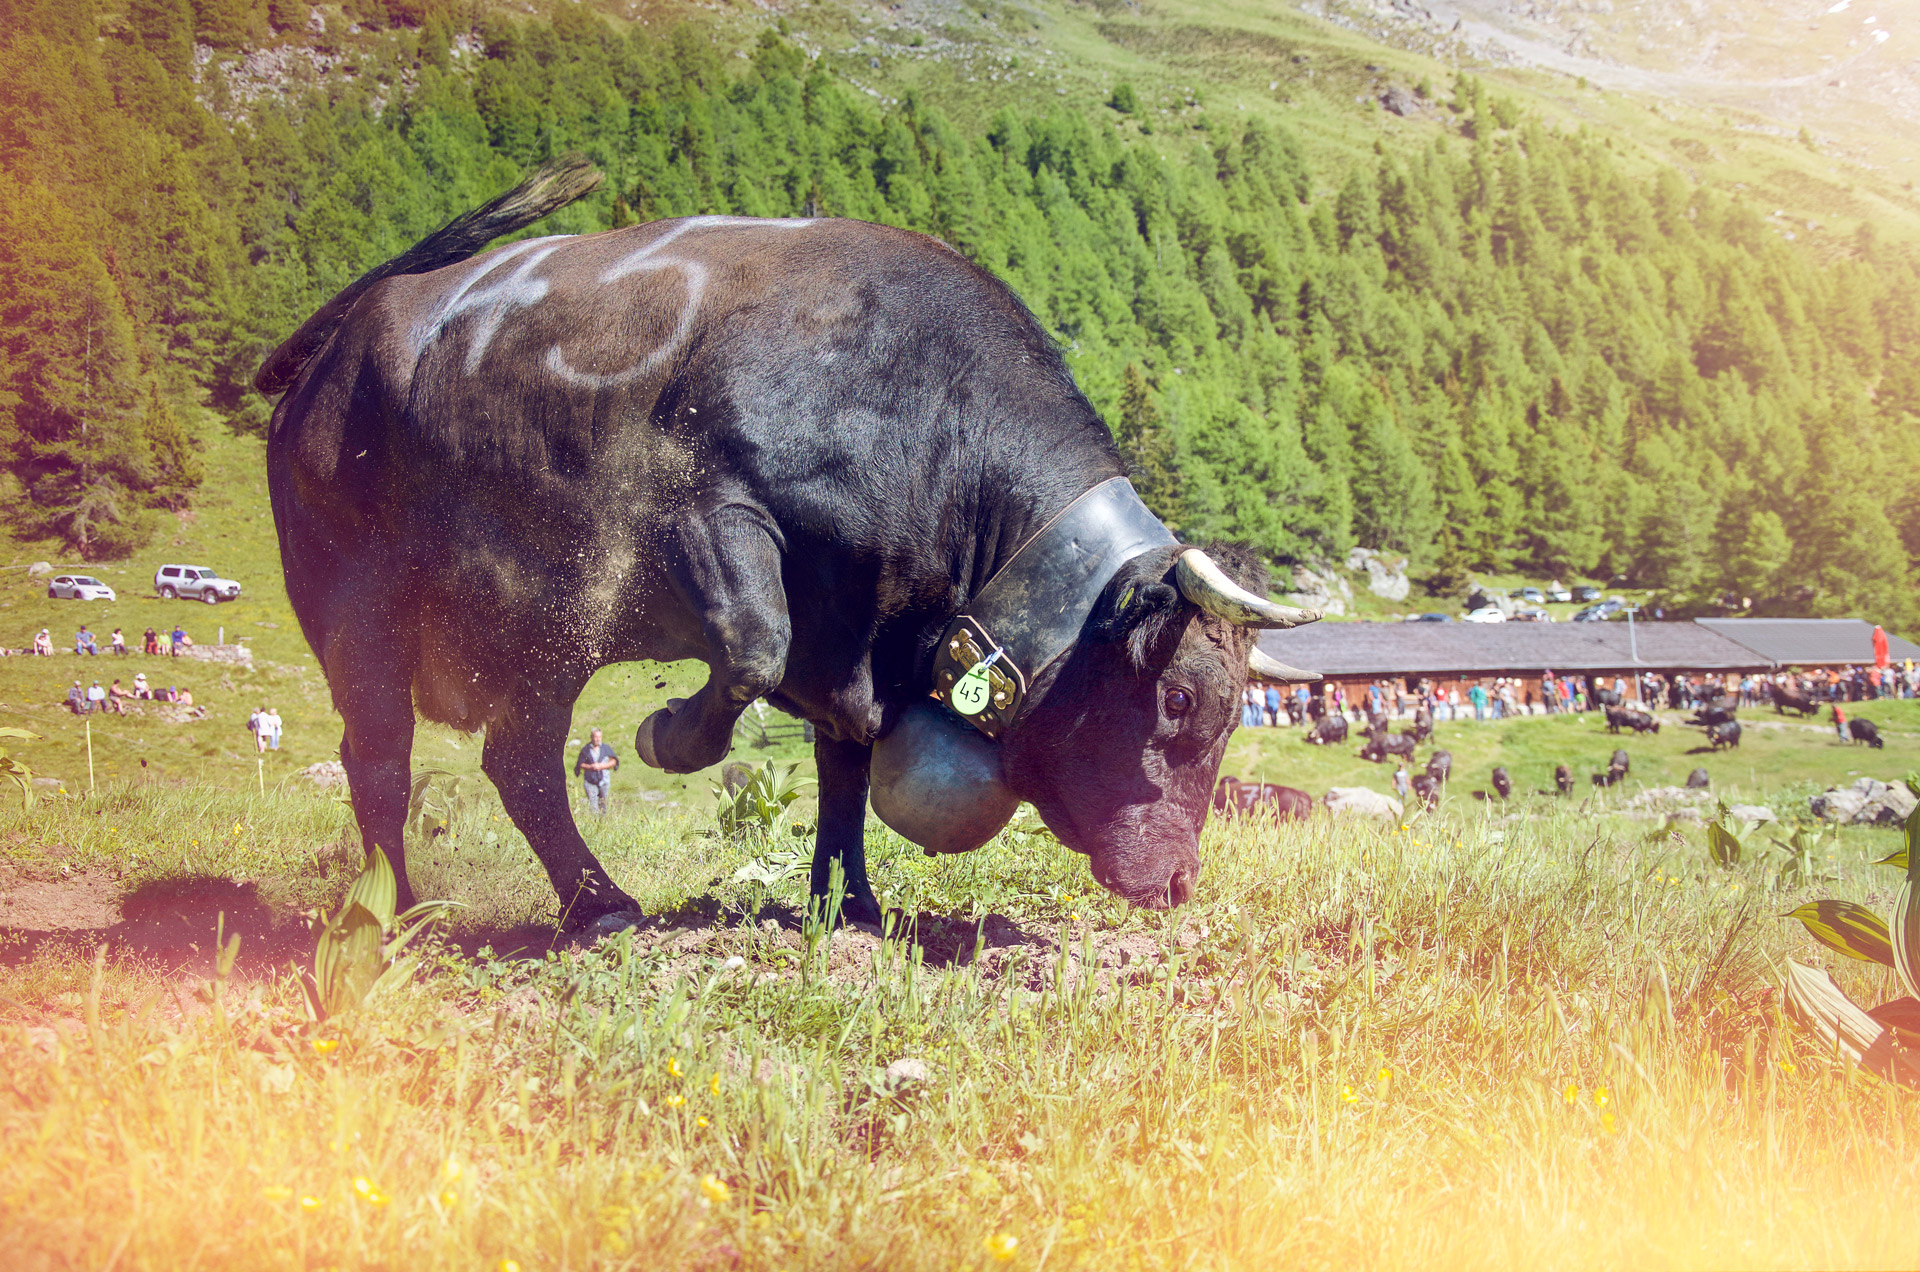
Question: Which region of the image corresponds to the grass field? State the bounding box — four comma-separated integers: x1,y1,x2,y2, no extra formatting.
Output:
3,768,1919,1270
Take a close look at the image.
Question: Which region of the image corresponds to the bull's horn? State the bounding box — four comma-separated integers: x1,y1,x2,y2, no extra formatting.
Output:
1174,549,1322,629
1249,646,1321,683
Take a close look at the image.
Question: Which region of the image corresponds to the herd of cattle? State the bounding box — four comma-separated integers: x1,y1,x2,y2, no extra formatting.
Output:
1212,675,1893,821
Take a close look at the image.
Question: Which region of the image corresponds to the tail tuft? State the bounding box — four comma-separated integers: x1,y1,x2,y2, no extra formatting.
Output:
253,154,604,396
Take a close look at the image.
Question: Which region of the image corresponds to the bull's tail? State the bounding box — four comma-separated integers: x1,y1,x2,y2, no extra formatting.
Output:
253,154,604,395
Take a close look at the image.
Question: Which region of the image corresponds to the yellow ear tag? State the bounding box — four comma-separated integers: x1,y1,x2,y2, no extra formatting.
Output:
951,663,993,716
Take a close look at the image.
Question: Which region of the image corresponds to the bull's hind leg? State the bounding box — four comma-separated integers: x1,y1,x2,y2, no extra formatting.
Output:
634,508,789,773
328,629,421,912
484,696,638,931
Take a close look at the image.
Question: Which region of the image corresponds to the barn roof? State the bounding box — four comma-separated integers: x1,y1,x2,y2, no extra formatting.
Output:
1695,618,1920,667
1255,619,1771,680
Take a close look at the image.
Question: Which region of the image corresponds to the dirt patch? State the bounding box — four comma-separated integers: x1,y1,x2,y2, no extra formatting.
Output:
0,867,121,930
0,871,312,978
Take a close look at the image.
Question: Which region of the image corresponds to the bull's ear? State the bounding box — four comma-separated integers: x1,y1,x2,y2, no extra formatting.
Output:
1090,578,1179,642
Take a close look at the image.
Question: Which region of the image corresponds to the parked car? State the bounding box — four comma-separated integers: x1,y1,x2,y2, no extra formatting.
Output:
1544,584,1572,603
1572,585,1602,603
47,574,116,602
1405,612,1454,623
1462,606,1508,624
153,563,243,604
1572,598,1623,622
1509,587,1545,604
1510,607,1551,622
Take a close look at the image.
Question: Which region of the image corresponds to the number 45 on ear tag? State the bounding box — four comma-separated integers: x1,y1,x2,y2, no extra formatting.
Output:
950,649,1002,717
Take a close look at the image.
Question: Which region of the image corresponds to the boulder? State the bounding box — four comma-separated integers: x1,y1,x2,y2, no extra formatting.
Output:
1348,547,1410,602
302,760,348,789
1285,564,1350,618
180,642,254,667
1380,86,1419,117
1726,804,1777,826
1624,787,1712,817
1323,786,1402,820
1810,778,1918,827
26,562,50,578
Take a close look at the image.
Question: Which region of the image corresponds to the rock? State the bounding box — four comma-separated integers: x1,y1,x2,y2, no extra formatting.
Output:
1285,565,1350,618
26,561,52,578
1727,804,1776,825
1380,86,1419,116
1624,786,1712,815
1348,547,1410,602
883,1057,929,1090
180,642,254,667
302,760,348,789
1810,778,1918,827
1323,786,1402,819
157,704,208,724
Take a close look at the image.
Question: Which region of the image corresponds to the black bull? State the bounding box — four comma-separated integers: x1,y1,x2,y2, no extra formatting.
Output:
259,167,1317,931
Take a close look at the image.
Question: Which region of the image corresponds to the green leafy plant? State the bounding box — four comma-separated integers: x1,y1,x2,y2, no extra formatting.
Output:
0,727,40,808
1782,774,1920,1087
1771,824,1836,889
711,761,813,843
1704,803,1754,868
406,769,470,839
301,846,461,1021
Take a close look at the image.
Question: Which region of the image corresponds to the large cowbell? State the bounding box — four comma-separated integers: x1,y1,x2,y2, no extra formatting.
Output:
868,478,1177,856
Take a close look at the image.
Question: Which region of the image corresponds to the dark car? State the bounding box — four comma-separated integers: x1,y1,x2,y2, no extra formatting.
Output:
1573,598,1624,622
1509,587,1545,604
1572,585,1602,603
1406,612,1454,623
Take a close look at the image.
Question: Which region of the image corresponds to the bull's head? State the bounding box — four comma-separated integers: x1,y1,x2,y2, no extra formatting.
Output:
999,544,1317,908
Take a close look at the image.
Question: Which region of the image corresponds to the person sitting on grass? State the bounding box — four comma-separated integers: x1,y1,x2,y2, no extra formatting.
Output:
32,629,53,656
143,627,158,655
107,679,132,712
132,671,151,699
110,627,126,655
170,625,189,655
86,681,106,713
176,686,195,708
75,626,98,656
66,681,87,715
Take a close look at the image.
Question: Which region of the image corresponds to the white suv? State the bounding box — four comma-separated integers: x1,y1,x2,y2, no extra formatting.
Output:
154,564,243,604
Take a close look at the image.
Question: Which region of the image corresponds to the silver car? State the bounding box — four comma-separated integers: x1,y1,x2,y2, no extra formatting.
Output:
47,574,116,601
154,563,243,604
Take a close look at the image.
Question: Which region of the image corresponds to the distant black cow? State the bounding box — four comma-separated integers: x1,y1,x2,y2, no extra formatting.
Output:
1847,718,1885,750
1425,750,1452,784
1359,722,1417,763
1688,705,1737,728
1685,767,1711,789
1491,766,1512,800
1306,714,1348,746
1410,773,1440,809
1594,688,1623,708
1707,721,1742,750
1407,708,1434,743
1768,683,1820,718
1212,777,1314,820
1592,749,1630,787
1543,763,1573,796
1606,704,1661,734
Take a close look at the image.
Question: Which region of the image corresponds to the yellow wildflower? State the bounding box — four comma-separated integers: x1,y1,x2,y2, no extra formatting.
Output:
666,1093,686,1108
695,1116,710,1129
1592,1087,1610,1108
667,1057,684,1079
439,1188,458,1208
1778,1060,1797,1076
299,1195,323,1213
1601,1111,1617,1136
709,1073,722,1096
700,1173,730,1204
1340,1084,1359,1104
311,1039,339,1056
499,1262,521,1272
1563,1083,1579,1104
985,1232,1020,1262
261,1185,294,1203
353,1177,373,1198
442,1156,463,1183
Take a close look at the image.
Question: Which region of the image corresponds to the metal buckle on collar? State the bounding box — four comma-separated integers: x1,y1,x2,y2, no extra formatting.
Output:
931,615,1027,740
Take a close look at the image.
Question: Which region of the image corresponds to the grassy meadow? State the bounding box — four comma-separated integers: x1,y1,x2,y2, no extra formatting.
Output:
4,768,1919,1270
7,434,1920,1269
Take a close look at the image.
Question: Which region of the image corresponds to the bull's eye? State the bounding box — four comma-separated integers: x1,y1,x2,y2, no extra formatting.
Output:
1164,688,1192,718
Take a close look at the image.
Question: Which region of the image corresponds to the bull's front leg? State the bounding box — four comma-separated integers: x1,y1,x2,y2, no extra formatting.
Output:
811,734,885,928
634,507,790,773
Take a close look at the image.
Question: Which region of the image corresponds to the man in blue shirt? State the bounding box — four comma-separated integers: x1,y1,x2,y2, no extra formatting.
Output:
574,728,619,815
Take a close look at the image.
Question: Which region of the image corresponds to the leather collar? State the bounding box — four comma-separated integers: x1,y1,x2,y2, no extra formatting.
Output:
930,477,1175,739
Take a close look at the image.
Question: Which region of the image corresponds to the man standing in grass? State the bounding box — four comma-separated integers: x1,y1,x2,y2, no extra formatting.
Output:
1468,681,1489,721
1832,701,1848,743
265,706,282,751
574,728,619,815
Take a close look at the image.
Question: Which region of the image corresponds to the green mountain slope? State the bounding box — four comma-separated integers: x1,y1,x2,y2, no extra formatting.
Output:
1,0,1917,792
